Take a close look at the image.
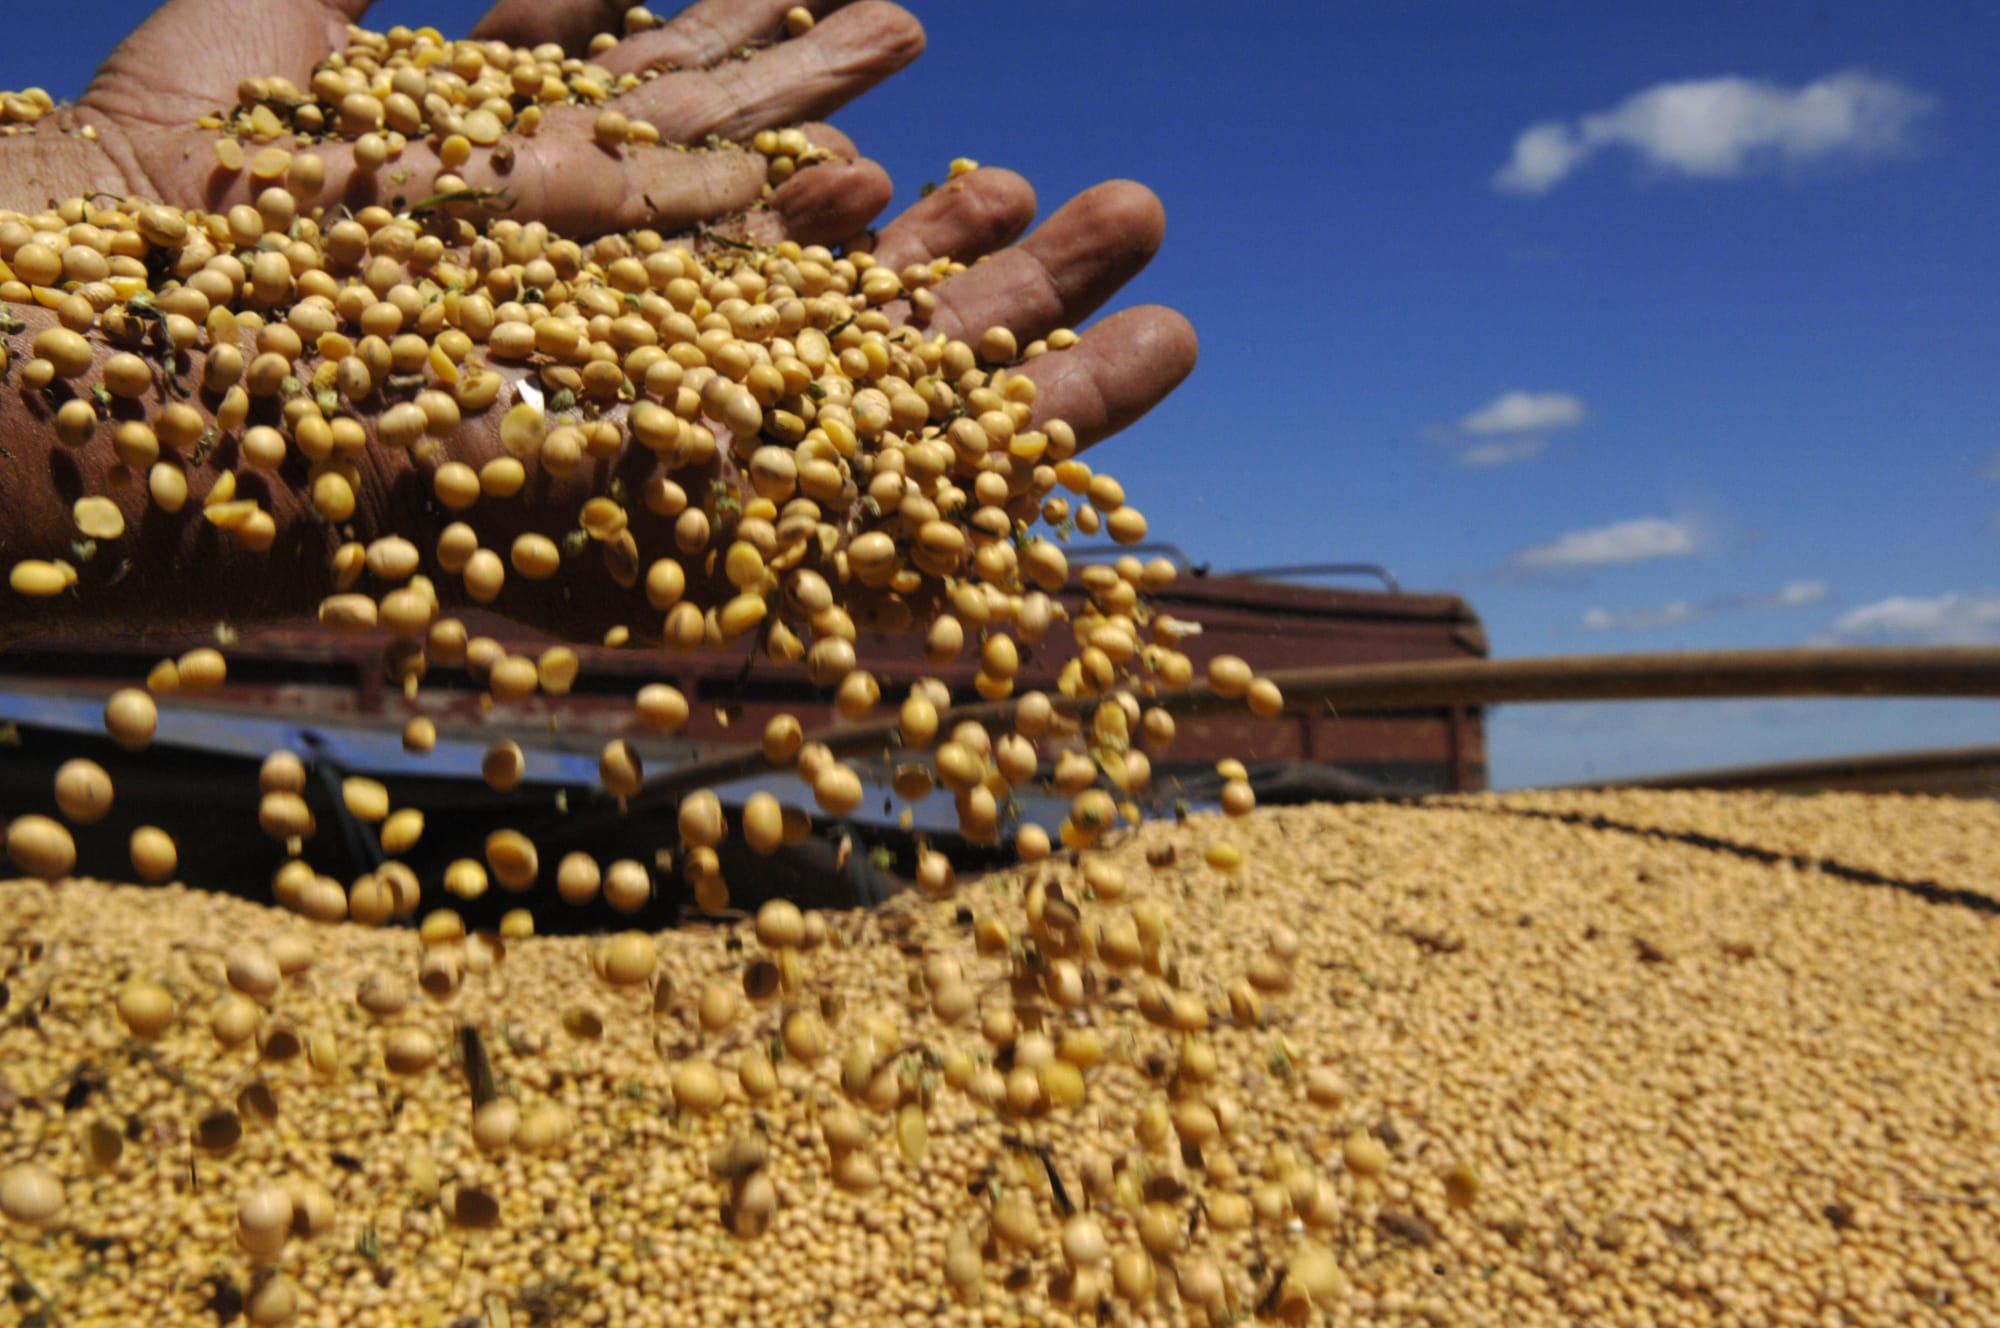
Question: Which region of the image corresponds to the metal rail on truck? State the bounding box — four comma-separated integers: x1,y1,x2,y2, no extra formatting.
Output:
1062,543,1403,593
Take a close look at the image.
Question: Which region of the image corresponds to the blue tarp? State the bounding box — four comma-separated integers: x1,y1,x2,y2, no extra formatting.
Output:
0,687,598,785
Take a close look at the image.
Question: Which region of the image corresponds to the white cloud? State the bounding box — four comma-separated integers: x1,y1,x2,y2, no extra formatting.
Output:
1583,600,1697,631
1457,437,1547,469
1772,579,1830,608
1459,390,1587,435
1494,124,1592,196
1828,592,2000,644
1581,579,1829,630
1513,517,1699,572
1982,450,2000,481
1495,70,1935,195
1443,390,1583,469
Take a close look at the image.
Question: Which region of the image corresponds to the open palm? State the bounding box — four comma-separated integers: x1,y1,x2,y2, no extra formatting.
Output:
52,0,917,242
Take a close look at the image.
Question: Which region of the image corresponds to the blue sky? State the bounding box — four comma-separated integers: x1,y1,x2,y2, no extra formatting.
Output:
12,2,1998,786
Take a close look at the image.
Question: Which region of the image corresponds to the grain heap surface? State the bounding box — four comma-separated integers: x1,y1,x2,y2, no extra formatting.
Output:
4,788,1997,1328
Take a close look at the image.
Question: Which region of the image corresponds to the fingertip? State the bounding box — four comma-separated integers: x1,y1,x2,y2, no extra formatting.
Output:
1118,307,1200,418
1024,305,1200,449
841,0,927,71
1069,180,1168,262
770,156,893,246
961,166,1039,227
1123,303,1201,378
797,122,859,160
871,166,1038,272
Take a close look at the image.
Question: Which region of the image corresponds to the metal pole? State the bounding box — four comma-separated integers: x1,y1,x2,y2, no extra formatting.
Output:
1197,646,2000,714
608,647,2000,816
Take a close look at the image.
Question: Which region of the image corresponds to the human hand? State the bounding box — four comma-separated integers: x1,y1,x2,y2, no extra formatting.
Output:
0,1,1194,651
866,169,1197,455
1,0,917,244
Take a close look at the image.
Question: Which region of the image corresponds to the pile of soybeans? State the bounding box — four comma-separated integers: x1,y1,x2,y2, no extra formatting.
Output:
5,12,2000,1328
4,791,2000,1327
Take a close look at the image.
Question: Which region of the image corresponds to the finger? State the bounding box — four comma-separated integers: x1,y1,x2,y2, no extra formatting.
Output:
740,155,893,247
469,0,627,53
1013,306,1199,453
919,180,1167,345
717,121,885,247
795,121,859,160
607,3,924,143
85,0,379,125
326,114,770,239
204,118,867,244
870,167,1038,272
495,123,775,237
759,121,879,242
474,0,841,62
595,0,912,75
